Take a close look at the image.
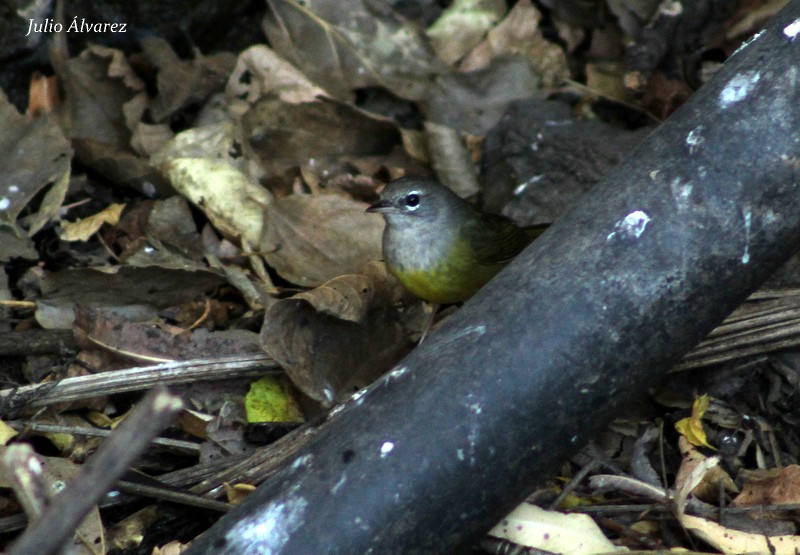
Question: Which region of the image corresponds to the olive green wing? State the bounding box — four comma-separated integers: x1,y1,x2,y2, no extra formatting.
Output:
466,213,535,266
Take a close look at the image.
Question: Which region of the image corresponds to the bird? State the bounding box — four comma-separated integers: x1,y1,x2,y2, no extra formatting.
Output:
366,176,546,305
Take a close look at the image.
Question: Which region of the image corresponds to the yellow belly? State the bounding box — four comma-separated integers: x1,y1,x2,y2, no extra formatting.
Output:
383,219,520,304
391,262,503,304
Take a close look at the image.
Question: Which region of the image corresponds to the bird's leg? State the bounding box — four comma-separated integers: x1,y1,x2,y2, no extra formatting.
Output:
417,302,440,344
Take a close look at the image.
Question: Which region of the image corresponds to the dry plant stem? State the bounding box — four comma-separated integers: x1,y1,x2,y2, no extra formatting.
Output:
114,480,232,512
417,302,439,344
159,453,248,491
547,459,598,510
8,386,183,555
588,474,717,519
674,292,800,369
559,501,800,517
190,422,321,496
593,515,663,550
0,454,246,536
0,354,278,413
8,422,200,454
185,298,212,331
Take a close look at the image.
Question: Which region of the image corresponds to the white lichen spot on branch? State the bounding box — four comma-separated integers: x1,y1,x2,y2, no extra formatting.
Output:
607,211,651,241
784,18,800,40
719,72,761,107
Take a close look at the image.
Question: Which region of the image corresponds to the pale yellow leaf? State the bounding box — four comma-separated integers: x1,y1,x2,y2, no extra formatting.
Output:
489,503,626,554
60,203,125,241
681,513,800,554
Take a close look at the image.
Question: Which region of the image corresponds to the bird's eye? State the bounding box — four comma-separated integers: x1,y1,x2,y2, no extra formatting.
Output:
405,193,420,208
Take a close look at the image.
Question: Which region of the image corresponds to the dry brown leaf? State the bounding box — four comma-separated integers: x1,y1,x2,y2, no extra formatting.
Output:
423,121,481,198
176,409,214,440
241,96,401,177
130,122,174,157
115,197,211,270
0,89,71,235
108,506,161,551
150,540,189,555
224,482,256,505
73,306,262,367
0,228,37,261
585,61,630,103
291,262,404,321
261,265,410,404
423,56,544,135
226,44,328,104
459,0,569,88
139,36,236,122
294,274,375,323
260,193,384,287
262,0,440,100
725,0,790,41
72,138,171,197
733,464,800,506
58,45,142,147
638,72,694,120
0,421,17,445
33,266,226,329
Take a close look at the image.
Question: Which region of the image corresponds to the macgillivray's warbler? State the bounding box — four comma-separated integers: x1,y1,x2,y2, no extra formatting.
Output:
366,176,546,304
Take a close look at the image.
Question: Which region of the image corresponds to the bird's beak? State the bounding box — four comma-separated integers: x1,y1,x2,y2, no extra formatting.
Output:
366,199,394,214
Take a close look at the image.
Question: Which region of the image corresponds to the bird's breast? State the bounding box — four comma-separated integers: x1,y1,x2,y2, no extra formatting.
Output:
381,223,505,304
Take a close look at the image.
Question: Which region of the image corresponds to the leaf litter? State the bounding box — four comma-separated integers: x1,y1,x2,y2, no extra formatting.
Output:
1,1,800,553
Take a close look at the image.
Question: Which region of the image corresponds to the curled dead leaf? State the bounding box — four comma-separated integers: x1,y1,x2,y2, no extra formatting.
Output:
226,44,328,104
260,193,384,287
158,157,270,245
294,274,374,323
60,203,125,242
261,265,410,404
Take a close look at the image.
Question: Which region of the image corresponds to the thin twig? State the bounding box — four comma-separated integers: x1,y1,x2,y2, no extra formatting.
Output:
8,422,200,455
114,480,231,513
189,420,322,496
8,386,183,555
0,455,246,535
0,354,278,414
